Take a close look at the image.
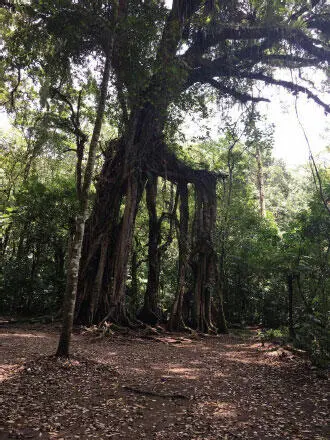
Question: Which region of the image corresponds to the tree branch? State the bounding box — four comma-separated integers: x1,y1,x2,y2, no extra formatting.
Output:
184,23,329,67
207,78,270,104
289,0,323,22
184,25,288,60
261,54,319,67
157,0,203,62
232,72,330,114
0,0,15,11
50,88,87,142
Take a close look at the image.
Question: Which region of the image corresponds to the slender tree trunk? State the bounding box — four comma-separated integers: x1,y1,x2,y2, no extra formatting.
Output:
25,246,38,314
215,144,237,328
56,46,112,357
288,273,295,340
214,254,228,333
256,145,266,217
0,223,12,257
139,175,161,324
168,182,189,331
129,244,139,315
54,241,65,309
56,214,86,356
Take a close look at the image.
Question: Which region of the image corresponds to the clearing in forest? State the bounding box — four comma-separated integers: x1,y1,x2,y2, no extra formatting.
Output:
0,324,328,440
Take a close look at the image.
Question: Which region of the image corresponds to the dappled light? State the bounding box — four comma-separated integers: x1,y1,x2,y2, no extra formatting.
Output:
1,332,49,339
0,0,329,438
200,401,238,419
0,325,328,439
0,364,23,382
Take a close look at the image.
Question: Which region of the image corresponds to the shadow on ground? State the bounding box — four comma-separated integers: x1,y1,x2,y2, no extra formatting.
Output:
0,325,328,440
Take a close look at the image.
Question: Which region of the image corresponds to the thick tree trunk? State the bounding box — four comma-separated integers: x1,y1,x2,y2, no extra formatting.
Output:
75,95,227,330
191,187,214,332
75,146,126,324
75,163,145,326
190,179,227,334
106,173,140,324
89,234,109,322
76,103,165,325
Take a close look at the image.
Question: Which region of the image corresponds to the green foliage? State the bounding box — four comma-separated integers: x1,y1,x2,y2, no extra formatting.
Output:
0,0,328,366
182,124,329,367
295,319,329,368
0,126,77,315
259,327,290,343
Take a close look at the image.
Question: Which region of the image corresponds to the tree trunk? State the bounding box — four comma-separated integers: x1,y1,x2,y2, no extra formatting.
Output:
107,172,140,324
75,99,169,325
288,273,295,340
75,146,126,324
129,244,139,315
56,213,86,357
139,175,162,325
256,145,266,218
74,98,227,330
168,182,189,331
190,178,227,334
214,254,228,333
56,46,112,357
191,186,216,332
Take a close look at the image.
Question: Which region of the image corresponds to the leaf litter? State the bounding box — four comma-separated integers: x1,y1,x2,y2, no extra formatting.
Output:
0,324,328,439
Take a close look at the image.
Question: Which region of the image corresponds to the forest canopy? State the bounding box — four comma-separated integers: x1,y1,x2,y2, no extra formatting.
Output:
0,0,329,360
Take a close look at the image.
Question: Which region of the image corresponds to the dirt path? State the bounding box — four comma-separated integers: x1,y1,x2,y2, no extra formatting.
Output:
0,325,328,440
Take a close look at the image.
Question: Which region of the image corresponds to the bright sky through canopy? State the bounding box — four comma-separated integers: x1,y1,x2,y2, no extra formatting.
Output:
182,77,329,167
1,0,329,167
163,0,329,167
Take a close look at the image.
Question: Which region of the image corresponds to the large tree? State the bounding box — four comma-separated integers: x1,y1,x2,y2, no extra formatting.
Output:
1,0,329,349
74,0,329,327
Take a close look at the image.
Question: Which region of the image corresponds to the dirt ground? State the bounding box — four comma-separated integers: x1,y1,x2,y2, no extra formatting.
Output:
0,324,328,440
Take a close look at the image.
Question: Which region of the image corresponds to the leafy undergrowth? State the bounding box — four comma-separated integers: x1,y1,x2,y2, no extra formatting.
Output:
0,324,328,440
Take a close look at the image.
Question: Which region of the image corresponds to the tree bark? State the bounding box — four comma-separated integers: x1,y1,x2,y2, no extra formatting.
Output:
56,214,85,356
168,182,189,331
75,145,126,324
191,186,214,332
288,273,295,340
256,145,266,218
56,46,112,357
138,175,162,325
75,97,170,325
129,242,140,315
107,172,140,324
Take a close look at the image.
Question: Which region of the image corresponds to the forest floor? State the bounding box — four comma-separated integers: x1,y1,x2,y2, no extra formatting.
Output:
0,323,328,440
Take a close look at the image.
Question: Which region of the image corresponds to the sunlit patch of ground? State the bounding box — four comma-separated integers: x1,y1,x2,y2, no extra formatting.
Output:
0,364,23,382
201,401,238,419
0,324,328,440
0,332,48,338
